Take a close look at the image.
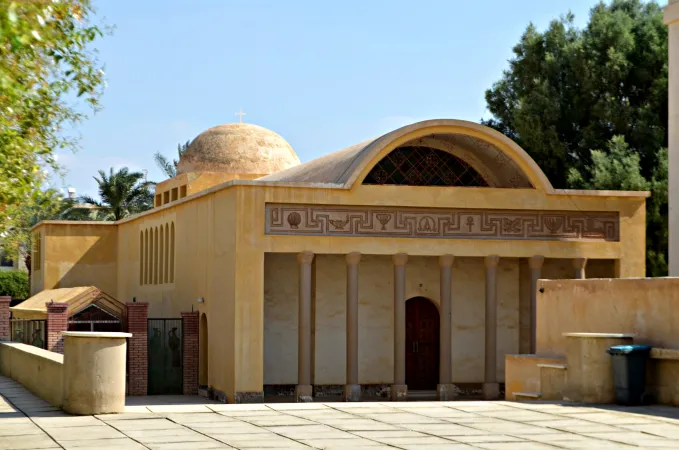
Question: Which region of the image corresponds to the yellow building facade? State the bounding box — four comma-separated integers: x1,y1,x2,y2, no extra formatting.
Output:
31,119,648,403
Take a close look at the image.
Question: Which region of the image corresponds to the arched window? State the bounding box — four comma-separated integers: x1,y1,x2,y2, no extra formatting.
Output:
363,146,489,187
144,229,149,285
165,222,170,283
159,225,165,284
170,222,175,283
139,231,144,285
154,227,159,285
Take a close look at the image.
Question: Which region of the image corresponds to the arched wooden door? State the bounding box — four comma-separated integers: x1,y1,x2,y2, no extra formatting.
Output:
405,297,440,390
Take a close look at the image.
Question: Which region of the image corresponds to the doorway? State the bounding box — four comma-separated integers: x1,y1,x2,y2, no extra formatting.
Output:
148,318,183,395
405,297,440,390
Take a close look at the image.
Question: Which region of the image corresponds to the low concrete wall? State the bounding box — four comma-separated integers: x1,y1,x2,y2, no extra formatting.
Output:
0,342,64,407
504,354,564,400
536,278,679,357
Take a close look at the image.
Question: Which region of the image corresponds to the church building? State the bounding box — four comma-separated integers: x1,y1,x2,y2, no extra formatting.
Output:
29,119,648,403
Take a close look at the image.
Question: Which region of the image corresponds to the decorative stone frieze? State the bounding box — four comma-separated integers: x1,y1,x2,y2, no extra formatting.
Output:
265,204,619,242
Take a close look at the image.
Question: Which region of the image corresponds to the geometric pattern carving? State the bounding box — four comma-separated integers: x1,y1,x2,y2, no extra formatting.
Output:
265,204,620,242
362,146,489,187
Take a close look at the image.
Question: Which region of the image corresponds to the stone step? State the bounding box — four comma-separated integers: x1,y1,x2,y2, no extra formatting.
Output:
514,391,541,401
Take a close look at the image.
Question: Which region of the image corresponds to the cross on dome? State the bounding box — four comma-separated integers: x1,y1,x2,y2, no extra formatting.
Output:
235,108,246,124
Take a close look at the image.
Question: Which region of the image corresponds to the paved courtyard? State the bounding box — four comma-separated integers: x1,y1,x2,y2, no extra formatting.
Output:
2,377,679,449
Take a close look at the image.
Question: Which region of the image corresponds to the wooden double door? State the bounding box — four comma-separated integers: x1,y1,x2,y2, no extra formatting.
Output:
405,297,440,390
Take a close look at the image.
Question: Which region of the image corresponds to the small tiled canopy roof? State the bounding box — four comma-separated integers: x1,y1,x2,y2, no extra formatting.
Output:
259,119,554,192
10,286,125,321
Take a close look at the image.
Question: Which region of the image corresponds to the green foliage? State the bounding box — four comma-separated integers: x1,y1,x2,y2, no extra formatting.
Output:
0,0,107,232
484,0,668,276
0,271,29,300
154,141,190,179
79,167,155,221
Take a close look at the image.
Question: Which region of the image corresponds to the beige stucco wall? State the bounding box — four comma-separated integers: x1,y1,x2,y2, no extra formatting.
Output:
0,342,64,407
36,224,118,297
537,278,679,358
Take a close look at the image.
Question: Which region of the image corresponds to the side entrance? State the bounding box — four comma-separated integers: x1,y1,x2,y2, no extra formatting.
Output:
148,318,183,395
405,297,440,390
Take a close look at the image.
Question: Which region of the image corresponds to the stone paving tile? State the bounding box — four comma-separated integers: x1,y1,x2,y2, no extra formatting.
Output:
207,404,271,412
165,412,238,424
146,443,230,450
316,417,404,431
616,422,679,437
396,445,477,450
449,434,526,443
298,437,387,447
0,423,44,436
373,435,459,446
473,443,563,449
240,416,317,426
351,430,430,439
58,437,148,449
360,412,448,424
401,423,489,436
268,403,329,411
45,425,126,441
96,412,161,421
0,434,60,449
146,404,214,413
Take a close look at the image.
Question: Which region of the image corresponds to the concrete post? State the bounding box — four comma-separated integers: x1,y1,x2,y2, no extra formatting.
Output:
182,311,199,395
437,254,455,401
529,256,544,354
125,302,148,396
46,302,68,354
665,1,679,276
391,253,408,401
62,331,132,415
344,252,361,402
296,251,314,402
573,258,587,280
0,296,10,341
484,255,500,400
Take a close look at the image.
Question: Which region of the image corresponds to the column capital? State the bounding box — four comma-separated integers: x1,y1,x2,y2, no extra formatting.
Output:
297,251,314,265
572,257,588,270
485,255,500,268
529,255,545,269
346,252,362,265
392,253,408,266
439,254,454,268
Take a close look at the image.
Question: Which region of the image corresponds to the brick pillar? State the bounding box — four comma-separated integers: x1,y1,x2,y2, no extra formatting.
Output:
126,302,148,396
0,296,11,341
46,302,68,354
181,311,199,395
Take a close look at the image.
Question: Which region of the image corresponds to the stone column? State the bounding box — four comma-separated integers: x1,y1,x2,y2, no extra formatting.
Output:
46,302,68,354
573,258,587,280
181,311,199,395
344,252,361,402
296,251,314,402
125,302,148,396
62,331,132,415
529,256,544,354
484,255,500,400
665,1,679,276
437,254,455,400
0,296,10,341
391,253,408,401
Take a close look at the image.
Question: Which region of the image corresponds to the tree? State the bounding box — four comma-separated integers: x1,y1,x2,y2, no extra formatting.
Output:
154,141,190,179
79,167,155,221
0,1,107,232
483,0,668,275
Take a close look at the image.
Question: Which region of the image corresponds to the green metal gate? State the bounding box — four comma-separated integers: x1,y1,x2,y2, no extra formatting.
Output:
148,318,183,395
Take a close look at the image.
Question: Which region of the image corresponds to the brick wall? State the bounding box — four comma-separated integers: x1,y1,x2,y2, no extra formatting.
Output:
126,302,148,396
0,296,10,341
46,302,68,354
181,311,199,395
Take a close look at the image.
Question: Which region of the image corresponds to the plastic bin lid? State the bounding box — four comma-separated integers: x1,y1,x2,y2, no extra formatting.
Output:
607,345,652,355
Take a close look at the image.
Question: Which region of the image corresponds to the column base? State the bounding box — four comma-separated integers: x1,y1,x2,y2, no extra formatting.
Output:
343,384,361,402
483,382,500,400
390,384,407,401
296,384,313,403
437,383,457,401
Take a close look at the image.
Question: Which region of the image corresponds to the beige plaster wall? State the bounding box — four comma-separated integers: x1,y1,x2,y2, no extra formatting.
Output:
0,342,64,407
536,278,679,358
39,224,118,297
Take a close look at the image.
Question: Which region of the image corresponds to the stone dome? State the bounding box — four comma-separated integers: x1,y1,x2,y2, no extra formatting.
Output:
177,123,300,176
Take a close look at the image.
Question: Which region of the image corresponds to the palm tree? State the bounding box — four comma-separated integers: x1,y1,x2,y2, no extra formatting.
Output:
154,141,190,179
79,167,155,221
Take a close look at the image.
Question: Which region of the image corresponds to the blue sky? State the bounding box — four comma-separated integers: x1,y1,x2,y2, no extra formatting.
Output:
57,0,601,197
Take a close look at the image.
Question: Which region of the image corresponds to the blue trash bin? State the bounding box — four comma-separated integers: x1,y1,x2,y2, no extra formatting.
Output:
607,345,652,406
